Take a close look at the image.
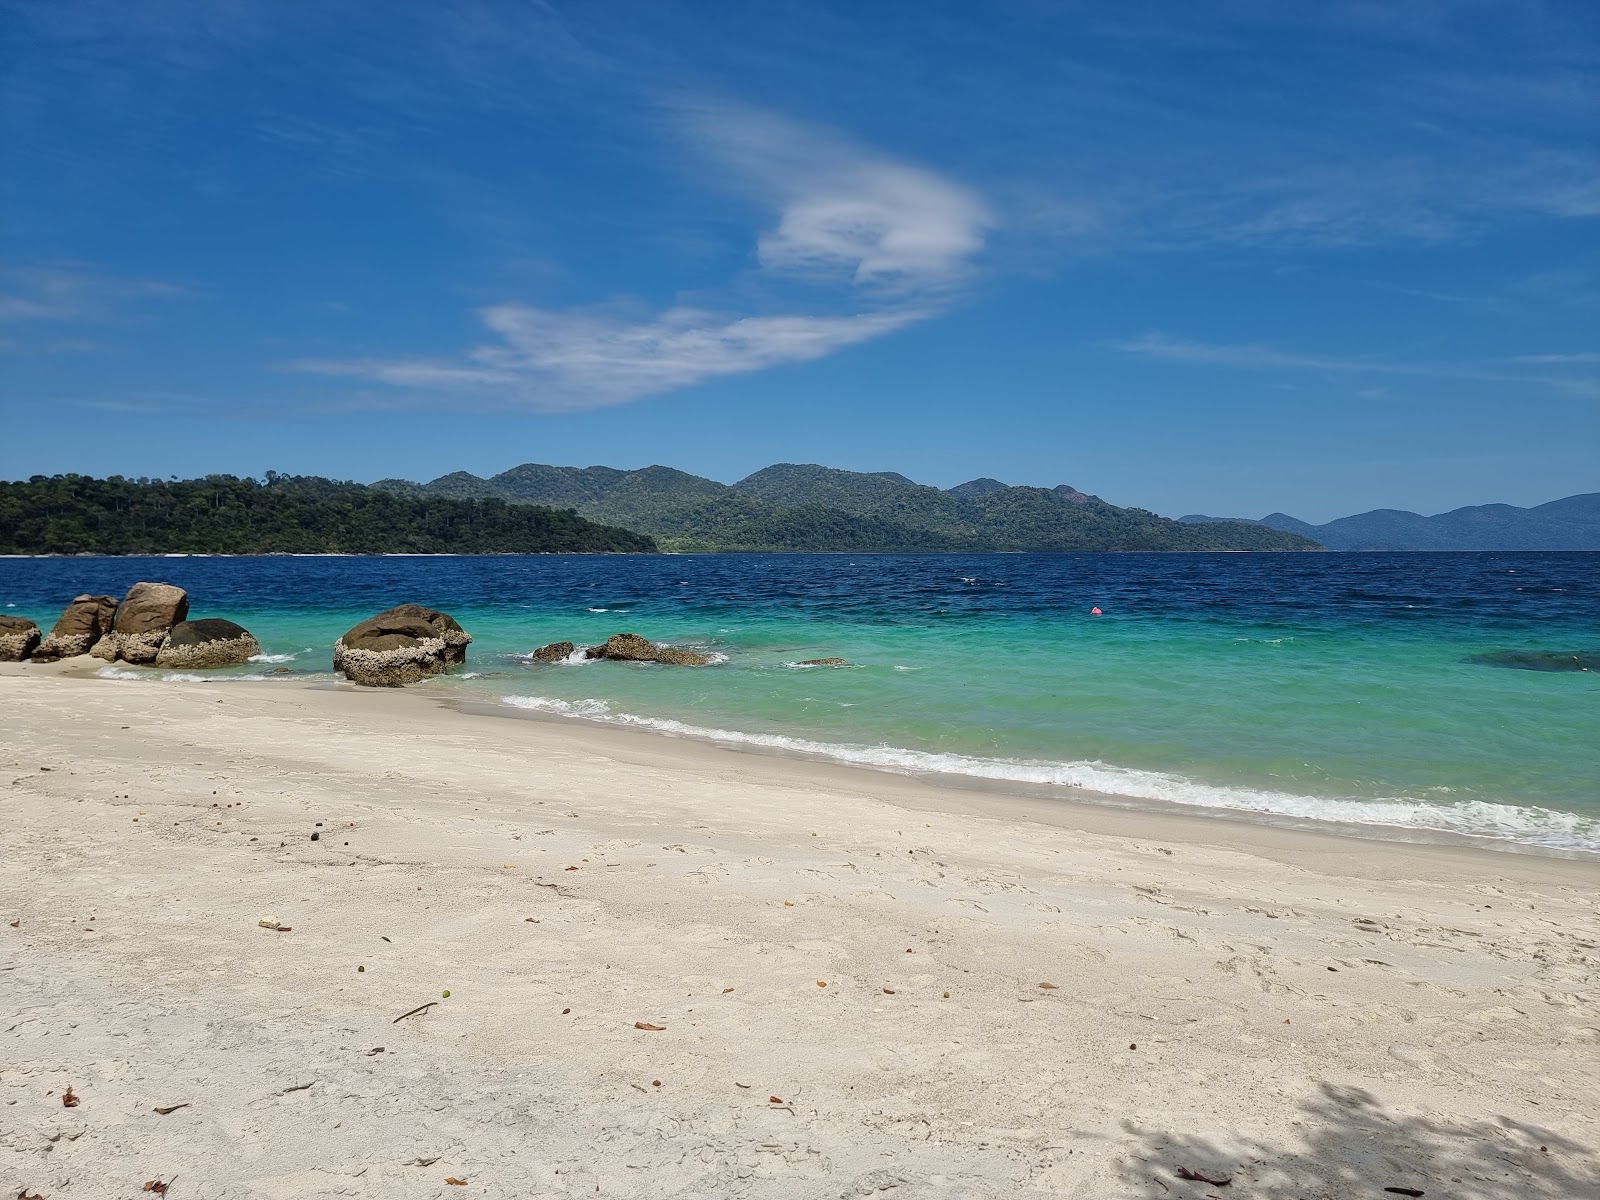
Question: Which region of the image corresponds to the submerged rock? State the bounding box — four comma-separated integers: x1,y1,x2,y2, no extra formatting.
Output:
1467,649,1596,672
334,603,472,687
33,594,120,661
107,582,190,664
0,615,40,661
155,619,262,668
795,657,851,666
585,632,713,666
531,641,575,662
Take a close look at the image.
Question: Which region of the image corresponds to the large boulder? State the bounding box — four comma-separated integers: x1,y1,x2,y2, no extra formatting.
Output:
531,641,575,662
334,604,472,687
32,594,119,661
0,615,40,662
378,603,471,664
585,632,712,666
107,582,190,664
155,619,262,669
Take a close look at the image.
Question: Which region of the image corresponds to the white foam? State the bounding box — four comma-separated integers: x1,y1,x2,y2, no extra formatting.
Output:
500,694,1600,853
249,652,298,664
96,665,283,684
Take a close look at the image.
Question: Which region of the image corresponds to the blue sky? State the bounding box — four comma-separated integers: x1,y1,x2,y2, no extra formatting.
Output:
2,1,1596,523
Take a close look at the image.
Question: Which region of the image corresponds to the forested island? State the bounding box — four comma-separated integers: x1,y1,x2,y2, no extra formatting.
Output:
3,464,1328,555
377,462,1323,552
0,473,656,555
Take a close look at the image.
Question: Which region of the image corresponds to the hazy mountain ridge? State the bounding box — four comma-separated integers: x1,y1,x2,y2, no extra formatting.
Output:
375,463,1321,552
1181,493,1600,551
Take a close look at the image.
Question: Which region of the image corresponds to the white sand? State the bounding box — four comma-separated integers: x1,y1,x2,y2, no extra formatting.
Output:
2,667,1597,1199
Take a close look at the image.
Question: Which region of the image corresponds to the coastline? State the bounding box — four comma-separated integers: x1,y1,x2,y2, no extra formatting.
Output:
13,656,1598,863
3,666,1596,1197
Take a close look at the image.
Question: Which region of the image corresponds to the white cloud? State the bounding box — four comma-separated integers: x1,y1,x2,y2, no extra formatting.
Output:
294,106,989,409
296,304,925,411
679,104,990,290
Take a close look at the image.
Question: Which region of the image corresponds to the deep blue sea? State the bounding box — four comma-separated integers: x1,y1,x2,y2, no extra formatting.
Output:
3,552,1597,853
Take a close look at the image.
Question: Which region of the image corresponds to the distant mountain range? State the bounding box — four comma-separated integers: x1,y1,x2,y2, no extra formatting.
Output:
1180,493,1600,551
373,463,1320,553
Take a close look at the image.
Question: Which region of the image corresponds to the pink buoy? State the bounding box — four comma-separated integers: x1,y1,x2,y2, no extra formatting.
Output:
1090,607,1103,615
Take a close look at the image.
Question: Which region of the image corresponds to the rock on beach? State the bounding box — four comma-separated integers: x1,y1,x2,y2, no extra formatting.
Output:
155,618,263,668
0,614,41,662
531,640,575,662
32,594,120,661
95,582,190,664
334,604,472,687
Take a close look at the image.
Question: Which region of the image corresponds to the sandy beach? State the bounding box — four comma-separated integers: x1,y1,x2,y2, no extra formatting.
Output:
2,666,1596,1199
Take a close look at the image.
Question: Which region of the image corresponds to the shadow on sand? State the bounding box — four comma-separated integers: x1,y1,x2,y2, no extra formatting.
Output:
1118,1082,1596,1199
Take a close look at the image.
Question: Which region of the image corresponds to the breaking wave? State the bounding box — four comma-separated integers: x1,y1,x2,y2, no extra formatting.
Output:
500,694,1600,853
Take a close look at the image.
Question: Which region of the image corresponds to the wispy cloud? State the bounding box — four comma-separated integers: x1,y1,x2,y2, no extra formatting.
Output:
295,304,925,412
0,266,181,355
293,107,989,409
1109,333,1600,397
1509,352,1600,365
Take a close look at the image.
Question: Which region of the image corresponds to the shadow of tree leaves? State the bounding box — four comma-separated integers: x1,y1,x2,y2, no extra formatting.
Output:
1118,1082,1596,1199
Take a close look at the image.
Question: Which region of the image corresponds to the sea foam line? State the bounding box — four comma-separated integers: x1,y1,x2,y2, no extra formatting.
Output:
96,666,296,684
501,694,1600,853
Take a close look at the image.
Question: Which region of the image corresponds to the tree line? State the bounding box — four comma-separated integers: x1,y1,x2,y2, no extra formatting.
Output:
0,473,657,555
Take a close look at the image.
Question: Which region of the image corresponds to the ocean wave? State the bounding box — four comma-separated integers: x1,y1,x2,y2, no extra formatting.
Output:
248,652,299,664
96,666,292,684
499,694,1600,853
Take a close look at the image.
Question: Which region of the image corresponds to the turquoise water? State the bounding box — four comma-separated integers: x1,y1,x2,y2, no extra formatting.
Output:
4,552,1596,852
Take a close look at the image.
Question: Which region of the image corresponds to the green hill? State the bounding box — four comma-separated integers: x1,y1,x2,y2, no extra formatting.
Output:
0,473,656,555
374,462,1322,552
376,463,950,553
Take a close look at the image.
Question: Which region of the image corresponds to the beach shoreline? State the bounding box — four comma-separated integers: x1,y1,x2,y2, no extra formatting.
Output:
11,656,1599,866
3,667,1597,1197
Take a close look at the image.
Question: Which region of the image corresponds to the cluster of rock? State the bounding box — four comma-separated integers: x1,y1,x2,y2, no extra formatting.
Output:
531,632,714,667
334,603,472,687
3,583,261,668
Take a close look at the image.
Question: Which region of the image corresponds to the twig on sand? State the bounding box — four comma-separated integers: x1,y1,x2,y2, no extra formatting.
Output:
1175,1166,1231,1186
393,1002,437,1023
278,1081,316,1095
